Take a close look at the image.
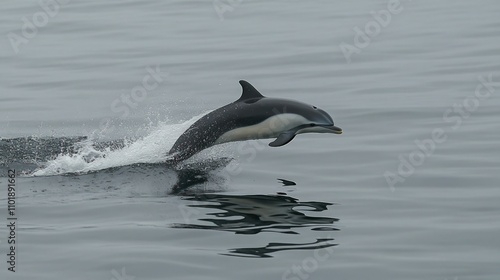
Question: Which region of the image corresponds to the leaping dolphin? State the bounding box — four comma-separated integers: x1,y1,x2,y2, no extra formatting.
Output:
167,80,342,163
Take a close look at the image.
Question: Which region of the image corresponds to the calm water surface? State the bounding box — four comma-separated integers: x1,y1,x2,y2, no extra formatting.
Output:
1,0,499,279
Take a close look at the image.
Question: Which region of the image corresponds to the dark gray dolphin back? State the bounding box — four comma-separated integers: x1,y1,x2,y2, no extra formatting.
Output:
168,81,267,161
167,103,239,161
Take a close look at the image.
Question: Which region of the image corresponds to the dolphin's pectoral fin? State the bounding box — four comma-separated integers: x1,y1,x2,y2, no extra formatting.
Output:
269,131,296,147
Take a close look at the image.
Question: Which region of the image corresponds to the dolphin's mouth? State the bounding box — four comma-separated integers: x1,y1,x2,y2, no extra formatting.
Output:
321,125,343,134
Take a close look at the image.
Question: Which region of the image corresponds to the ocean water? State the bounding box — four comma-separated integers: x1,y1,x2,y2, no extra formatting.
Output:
1,0,500,279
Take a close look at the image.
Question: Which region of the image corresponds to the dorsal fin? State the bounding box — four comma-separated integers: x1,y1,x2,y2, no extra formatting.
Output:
236,80,265,102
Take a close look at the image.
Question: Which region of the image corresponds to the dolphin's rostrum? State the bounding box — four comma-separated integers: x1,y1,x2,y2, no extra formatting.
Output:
168,80,342,163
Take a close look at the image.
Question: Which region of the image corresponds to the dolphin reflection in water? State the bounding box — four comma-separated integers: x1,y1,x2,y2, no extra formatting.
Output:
170,159,339,258
173,192,339,258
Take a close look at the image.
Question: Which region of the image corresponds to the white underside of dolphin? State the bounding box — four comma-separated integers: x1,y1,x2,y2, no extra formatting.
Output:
214,113,339,146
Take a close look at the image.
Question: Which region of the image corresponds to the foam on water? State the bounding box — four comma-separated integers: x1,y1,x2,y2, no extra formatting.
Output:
32,113,207,176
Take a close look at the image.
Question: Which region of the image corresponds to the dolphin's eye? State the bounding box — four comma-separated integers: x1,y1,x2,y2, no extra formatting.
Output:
312,106,317,109
310,123,316,127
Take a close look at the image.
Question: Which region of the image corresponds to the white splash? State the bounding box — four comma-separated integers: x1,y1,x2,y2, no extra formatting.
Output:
32,113,207,176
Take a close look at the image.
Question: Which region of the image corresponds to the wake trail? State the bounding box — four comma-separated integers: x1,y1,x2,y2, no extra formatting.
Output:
32,113,207,176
